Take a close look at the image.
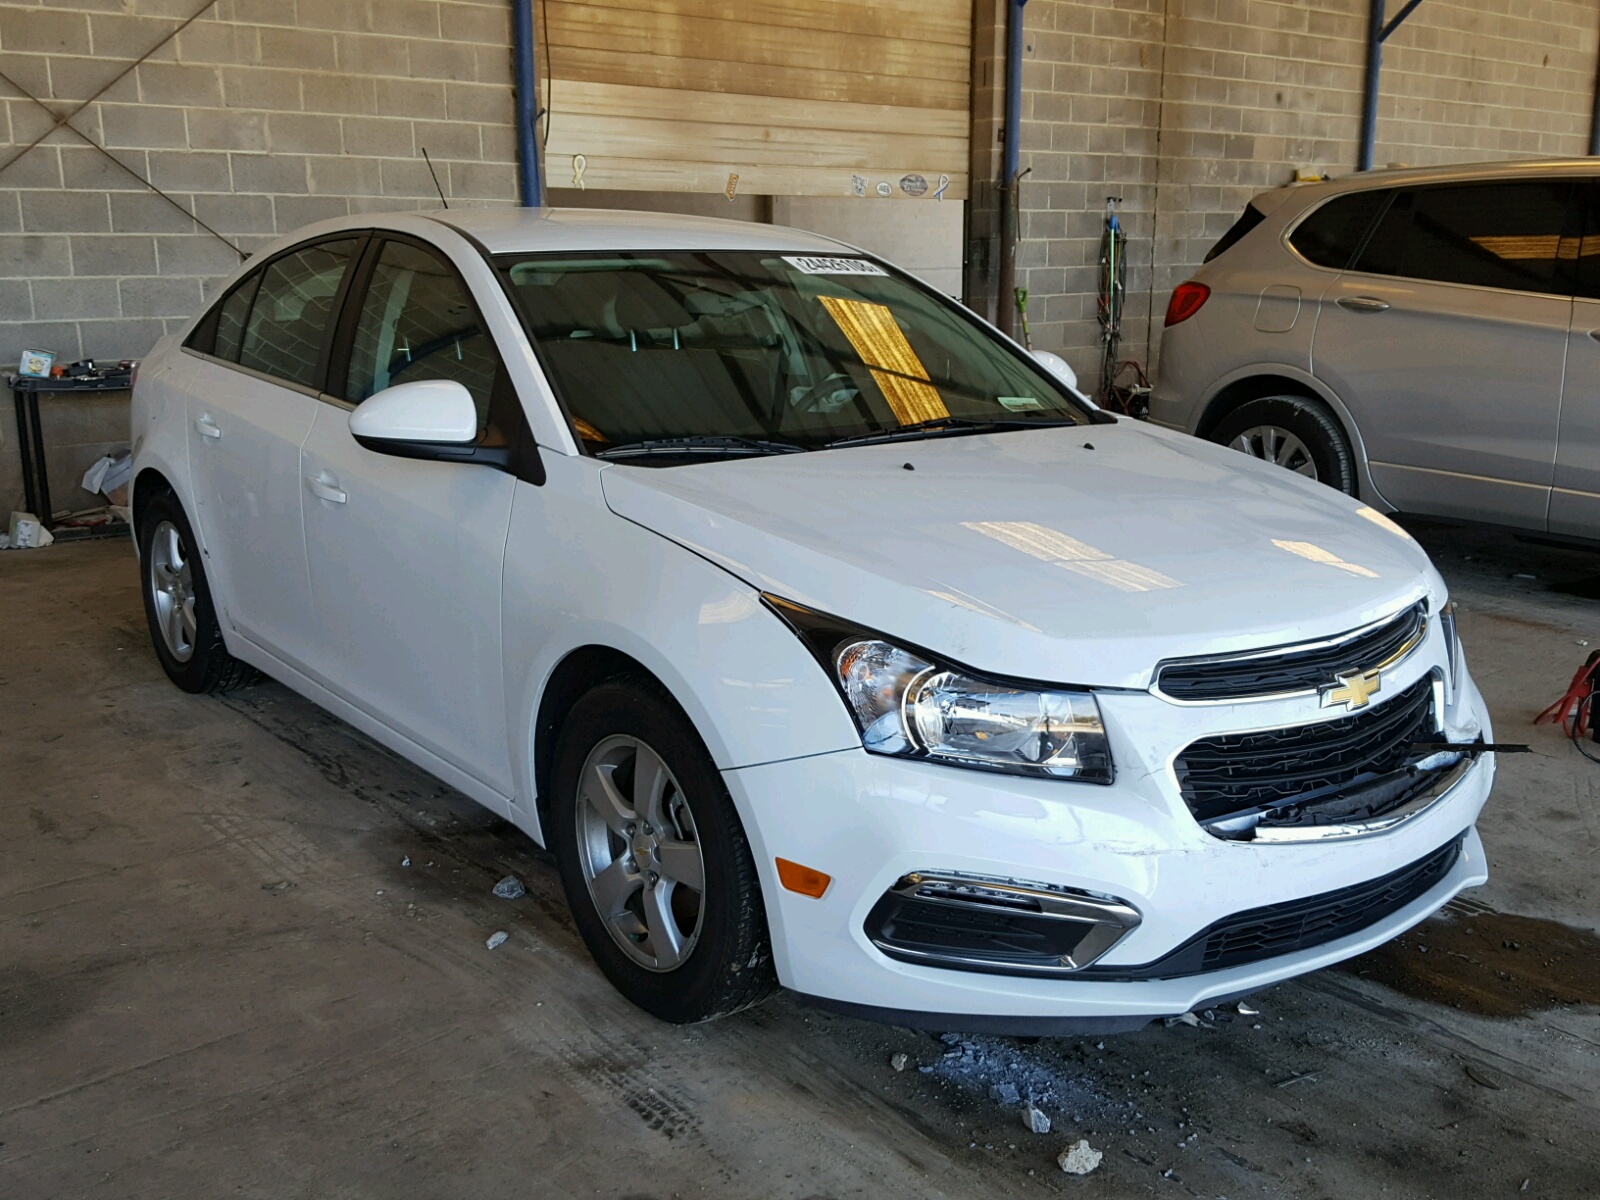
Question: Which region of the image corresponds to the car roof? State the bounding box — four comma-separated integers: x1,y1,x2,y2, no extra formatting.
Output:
1261,157,1600,209
419,205,857,255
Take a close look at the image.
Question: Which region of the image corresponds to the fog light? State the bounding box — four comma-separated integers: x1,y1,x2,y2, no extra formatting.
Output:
865,872,1140,975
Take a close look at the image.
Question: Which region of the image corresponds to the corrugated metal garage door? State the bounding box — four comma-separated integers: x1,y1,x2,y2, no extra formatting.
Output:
541,0,972,201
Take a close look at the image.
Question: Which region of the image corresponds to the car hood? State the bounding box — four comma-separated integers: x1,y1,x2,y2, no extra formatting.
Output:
599,422,1442,689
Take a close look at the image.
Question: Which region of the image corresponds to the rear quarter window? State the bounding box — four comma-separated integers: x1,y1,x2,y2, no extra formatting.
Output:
1289,189,1391,269
1203,203,1267,263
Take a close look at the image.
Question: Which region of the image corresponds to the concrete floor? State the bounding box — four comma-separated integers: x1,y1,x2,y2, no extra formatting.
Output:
3,520,1598,1199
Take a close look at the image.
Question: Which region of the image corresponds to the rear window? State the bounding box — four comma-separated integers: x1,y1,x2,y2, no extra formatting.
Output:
1203,203,1267,263
1289,190,1391,269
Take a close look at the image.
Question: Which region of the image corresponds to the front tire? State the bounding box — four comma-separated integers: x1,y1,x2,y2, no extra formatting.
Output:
550,677,776,1023
136,489,257,694
1210,395,1357,495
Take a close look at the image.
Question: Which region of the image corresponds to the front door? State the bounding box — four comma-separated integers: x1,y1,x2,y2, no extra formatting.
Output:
184,237,359,671
1311,179,1575,529
299,237,517,794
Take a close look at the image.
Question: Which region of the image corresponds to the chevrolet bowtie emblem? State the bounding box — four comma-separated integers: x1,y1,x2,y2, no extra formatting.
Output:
1322,668,1382,711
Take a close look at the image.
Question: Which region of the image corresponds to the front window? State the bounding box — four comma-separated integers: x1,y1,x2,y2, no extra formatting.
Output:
496,251,1095,462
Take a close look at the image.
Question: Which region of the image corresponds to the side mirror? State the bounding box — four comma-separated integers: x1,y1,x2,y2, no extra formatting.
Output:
349,379,478,447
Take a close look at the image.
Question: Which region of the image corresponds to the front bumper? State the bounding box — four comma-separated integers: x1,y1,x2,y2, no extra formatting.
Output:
723,660,1493,1030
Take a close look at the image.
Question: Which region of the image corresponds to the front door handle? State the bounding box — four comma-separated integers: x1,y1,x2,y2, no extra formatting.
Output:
1336,295,1391,313
306,474,347,505
194,413,222,439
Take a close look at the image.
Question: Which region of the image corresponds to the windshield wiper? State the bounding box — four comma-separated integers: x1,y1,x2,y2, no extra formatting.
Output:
595,435,808,461
822,415,1080,450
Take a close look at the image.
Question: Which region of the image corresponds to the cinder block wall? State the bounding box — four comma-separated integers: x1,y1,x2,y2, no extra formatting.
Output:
0,0,518,516
972,0,1600,388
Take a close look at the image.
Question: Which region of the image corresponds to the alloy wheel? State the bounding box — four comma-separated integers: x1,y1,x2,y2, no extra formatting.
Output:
575,734,706,972
1229,424,1318,478
148,519,198,662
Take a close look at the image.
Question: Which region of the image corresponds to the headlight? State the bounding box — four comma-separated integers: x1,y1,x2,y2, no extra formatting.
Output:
766,597,1114,783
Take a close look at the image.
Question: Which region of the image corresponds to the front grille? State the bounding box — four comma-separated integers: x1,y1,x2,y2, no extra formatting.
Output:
1156,602,1426,702
1174,674,1436,825
1078,833,1464,980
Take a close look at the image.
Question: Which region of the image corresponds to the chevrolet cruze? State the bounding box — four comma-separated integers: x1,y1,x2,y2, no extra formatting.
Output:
130,208,1495,1031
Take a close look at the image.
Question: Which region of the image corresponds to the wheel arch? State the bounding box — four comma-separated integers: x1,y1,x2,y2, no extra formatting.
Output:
129,467,177,558
1192,367,1388,508
1196,372,1324,437
531,644,682,831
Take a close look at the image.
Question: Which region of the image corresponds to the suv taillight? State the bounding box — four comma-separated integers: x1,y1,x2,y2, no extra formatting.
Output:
1164,282,1210,327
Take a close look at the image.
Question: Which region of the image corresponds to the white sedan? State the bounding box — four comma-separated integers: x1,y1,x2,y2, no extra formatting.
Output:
130,208,1495,1031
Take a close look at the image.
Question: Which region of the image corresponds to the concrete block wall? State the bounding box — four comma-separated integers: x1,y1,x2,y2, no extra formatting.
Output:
984,0,1600,388
0,0,520,517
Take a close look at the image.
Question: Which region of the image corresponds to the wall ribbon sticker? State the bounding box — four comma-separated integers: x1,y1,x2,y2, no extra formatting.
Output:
934,173,951,201
572,154,587,189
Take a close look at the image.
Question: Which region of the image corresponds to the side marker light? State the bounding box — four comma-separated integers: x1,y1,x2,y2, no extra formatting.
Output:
776,857,831,899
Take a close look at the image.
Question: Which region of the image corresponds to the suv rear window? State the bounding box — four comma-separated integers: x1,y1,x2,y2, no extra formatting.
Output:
1289,190,1391,269
1203,203,1266,263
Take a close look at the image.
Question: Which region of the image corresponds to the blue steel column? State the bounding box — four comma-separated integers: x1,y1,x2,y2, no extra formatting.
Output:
996,0,1029,337
1591,33,1600,155
512,0,543,206
1358,0,1384,171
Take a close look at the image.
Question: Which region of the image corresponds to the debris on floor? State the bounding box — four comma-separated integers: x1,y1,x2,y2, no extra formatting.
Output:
401,855,410,867
81,449,132,505
4,512,53,549
890,1052,908,1072
493,875,527,900
1026,1106,1051,1134
1237,1001,1259,1016
1057,1139,1102,1175
1163,1011,1202,1028
990,1082,1021,1105
485,930,509,950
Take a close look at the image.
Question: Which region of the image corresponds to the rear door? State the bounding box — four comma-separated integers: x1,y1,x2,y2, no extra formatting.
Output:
1311,179,1575,528
182,236,361,670
1554,180,1600,539
298,235,519,794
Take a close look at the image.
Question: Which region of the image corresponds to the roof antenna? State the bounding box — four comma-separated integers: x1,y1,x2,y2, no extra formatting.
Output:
420,147,449,209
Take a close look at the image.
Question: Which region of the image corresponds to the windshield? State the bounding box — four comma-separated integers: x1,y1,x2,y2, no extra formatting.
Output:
495,250,1095,461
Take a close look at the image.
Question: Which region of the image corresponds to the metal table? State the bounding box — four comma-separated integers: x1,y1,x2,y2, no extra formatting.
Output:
8,371,133,541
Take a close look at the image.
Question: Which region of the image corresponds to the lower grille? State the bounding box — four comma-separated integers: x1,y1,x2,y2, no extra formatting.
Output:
1077,833,1464,980
1175,674,1437,826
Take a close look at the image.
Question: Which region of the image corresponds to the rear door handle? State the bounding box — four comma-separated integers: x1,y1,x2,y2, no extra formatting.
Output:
1336,295,1391,313
194,414,222,439
306,474,347,505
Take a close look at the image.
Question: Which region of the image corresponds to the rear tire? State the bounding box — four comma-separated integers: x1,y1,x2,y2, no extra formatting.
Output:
136,489,258,694
1210,395,1357,495
550,676,776,1023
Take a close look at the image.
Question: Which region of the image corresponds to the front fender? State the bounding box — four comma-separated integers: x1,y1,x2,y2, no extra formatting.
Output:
501,455,860,842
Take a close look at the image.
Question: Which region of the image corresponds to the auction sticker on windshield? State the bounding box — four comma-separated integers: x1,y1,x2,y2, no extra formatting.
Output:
783,256,888,276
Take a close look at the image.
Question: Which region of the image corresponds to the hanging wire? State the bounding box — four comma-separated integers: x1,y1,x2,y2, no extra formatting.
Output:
0,0,221,180
541,0,554,148
0,67,243,260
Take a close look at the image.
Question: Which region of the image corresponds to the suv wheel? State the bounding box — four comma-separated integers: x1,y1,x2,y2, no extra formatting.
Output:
1210,396,1357,495
136,489,258,693
550,677,776,1023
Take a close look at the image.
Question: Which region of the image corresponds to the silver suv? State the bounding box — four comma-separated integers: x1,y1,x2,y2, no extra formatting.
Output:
1150,159,1598,541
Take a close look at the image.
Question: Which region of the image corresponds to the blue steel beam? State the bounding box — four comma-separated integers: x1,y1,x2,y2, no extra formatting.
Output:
512,0,543,206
